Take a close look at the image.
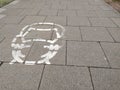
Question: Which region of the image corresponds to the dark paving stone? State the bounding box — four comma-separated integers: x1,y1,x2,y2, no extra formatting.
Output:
20,16,46,25
45,16,66,26
0,34,4,43
0,25,24,38
58,10,76,16
107,28,120,42
68,16,90,26
1,8,23,16
67,41,109,67
81,27,114,42
26,41,66,65
0,64,44,90
101,43,120,68
39,65,93,90
0,16,24,24
64,26,81,41
111,18,120,27
39,9,58,16
89,18,117,27
91,68,120,90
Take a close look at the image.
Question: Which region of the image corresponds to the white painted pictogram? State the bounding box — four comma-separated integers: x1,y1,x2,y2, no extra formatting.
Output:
9,22,65,65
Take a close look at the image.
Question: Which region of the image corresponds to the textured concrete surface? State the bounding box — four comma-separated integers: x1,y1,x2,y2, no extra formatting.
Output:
64,26,81,41
40,65,93,90
0,0,120,90
0,34,4,42
67,41,109,67
107,28,120,42
0,64,44,90
89,18,117,27
80,27,114,42
68,16,91,26
91,68,120,90
101,43,120,68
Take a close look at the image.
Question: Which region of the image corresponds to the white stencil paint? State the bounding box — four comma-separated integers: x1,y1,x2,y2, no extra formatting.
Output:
9,22,65,65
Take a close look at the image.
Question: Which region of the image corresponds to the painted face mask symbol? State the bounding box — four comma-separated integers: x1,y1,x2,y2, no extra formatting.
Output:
9,22,65,65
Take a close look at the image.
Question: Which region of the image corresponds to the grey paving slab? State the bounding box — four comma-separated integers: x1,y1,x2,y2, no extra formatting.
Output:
0,15,6,19
25,29,53,39
26,41,66,65
0,8,6,13
20,16,46,25
0,64,43,90
90,68,120,90
77,10,97,17
50,42,66,65
64,26,81,41
0,38,32,62
86,5,102,11
99,5,114,11
0,0,120,89
0,24,24,38
68,0,89,4
101,43,120,68
51,4,67,9
67,4,88,10
0,34,5,43
88,0,107,5
80,27,114,42
39,65,93,90
58,10,76,16
111,18,120,27
39,9,58,16
72,4,100,11
45,16,66,25
52,26,81,41
68,16,91,26
89,18,117,27
19,8,40,16
95,10,120,18
0,23,4,29
1,8,23,16
35,4,51,10
0,38,13,62
5,1,37,9
67,2,101,10
67,41,109,67
0,16,24,24
107,28,120,42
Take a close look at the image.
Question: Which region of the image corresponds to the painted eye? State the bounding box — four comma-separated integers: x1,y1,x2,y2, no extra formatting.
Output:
10,22,65,65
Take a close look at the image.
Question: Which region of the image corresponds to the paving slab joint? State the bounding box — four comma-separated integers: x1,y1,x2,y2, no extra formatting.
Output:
99,42,112,68
88,67,95,90
38,65,45,90
105,27,116,43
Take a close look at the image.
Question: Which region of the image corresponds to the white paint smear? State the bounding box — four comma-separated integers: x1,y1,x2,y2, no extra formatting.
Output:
25,61,36,65
9,22,65,65
37,28,52,31
44,44,61,50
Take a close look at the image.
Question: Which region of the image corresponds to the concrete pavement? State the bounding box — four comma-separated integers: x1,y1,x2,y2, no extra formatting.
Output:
0,0,120,90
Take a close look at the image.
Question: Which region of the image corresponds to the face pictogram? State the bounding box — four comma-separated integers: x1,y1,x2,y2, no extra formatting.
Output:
9,22,65,65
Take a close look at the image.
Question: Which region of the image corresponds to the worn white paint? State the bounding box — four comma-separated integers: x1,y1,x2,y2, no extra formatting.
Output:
9,22,65,65
25,61,36,65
